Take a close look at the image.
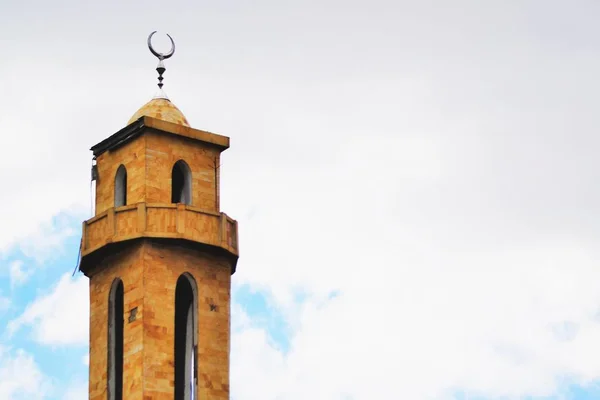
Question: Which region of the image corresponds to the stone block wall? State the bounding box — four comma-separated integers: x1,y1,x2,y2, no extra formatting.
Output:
88,239,232,400
94,129,221,217
145,131,221,211
95,135,147,215
88,242,145,400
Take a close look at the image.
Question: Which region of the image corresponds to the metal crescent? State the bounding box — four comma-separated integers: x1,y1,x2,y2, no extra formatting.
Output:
147,31,175,60
148,31,161,59
164,34,175,59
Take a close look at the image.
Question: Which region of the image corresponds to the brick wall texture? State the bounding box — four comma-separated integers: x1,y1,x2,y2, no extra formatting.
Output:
88,240,232,400
95,130,221,216
86,124,234,399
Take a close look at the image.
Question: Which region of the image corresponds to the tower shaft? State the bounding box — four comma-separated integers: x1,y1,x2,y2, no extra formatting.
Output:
81,116,238,400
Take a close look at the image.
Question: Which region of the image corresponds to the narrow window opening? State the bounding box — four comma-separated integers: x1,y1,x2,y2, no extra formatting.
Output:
108,279,124,400
175,274,197,400
114,165,127,207
171,160,192,205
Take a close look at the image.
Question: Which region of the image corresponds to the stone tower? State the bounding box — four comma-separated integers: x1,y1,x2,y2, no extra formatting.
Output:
79,36,239,400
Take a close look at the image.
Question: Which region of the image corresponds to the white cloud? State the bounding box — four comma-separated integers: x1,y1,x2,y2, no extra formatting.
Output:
9,260,33,287
13,213,84,265
62,380,87,400
231,307,288,400
231,239,600,399
0,57,92,260
226,128,600,397
0,346,52,400
8,273,89,346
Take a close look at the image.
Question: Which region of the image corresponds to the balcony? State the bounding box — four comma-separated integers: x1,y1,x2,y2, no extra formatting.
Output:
80,203,238,271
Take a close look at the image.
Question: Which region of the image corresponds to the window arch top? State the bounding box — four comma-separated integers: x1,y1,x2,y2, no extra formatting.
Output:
108,278,124,400
114,165,127,207
175,272,198,400
172,160,192,205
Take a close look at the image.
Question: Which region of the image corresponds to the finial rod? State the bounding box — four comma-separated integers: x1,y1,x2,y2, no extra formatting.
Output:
147,31,175,90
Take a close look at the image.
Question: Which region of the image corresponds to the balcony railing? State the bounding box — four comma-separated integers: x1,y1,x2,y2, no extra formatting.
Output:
81,203,238,258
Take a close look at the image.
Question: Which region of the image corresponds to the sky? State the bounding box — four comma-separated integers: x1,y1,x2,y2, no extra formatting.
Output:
1,0,600,399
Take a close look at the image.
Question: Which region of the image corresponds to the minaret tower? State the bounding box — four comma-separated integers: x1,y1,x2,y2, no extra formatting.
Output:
79,32,239,400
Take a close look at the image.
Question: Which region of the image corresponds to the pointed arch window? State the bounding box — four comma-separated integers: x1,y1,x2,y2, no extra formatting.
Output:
175,273,198,400
172,160,192,205
108,278,124,400
114,165,127,207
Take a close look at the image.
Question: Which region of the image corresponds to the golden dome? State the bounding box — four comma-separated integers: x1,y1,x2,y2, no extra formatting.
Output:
128,98,190,127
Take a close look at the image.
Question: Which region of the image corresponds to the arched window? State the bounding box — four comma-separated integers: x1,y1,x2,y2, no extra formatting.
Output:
174,273,197,400
114,165,127,207
108,278,124,400
171,160,192,205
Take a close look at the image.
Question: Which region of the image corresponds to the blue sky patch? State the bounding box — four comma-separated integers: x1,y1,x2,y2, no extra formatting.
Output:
233,284,291,353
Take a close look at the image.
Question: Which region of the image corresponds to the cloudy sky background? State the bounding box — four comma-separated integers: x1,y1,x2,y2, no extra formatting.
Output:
2,0,600,398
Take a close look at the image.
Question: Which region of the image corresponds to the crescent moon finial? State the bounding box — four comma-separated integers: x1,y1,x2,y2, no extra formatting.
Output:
147,31,176,92
148,31,175,60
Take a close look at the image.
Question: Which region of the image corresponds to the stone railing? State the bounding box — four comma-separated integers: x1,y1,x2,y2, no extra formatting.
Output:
81,203,238,258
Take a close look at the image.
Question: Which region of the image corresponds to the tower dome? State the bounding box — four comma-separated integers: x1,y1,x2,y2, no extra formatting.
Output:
127,30,190,127
127,97,190,127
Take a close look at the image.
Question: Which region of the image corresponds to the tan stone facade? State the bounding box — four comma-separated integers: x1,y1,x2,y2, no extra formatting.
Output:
87,240,232,400
81,115,238,399
94,118,226,216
